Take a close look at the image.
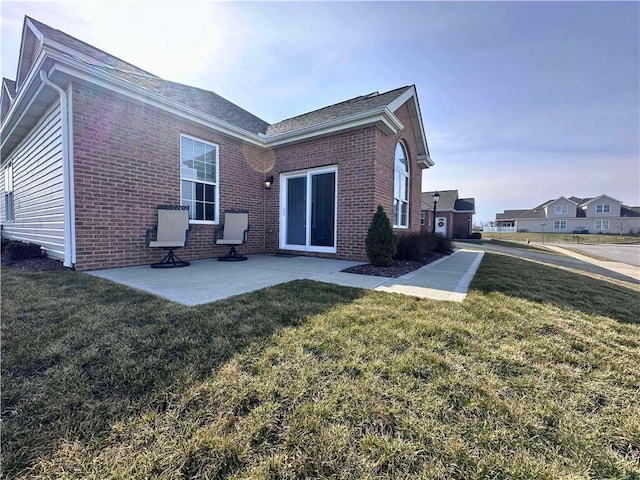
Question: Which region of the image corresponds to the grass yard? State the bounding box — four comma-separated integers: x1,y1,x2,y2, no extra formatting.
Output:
456,238,553,252
2,254,639,479
481,231,640,245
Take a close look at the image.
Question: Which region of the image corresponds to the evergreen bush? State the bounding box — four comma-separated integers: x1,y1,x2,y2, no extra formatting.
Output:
395,232,426,261
4,240,44,260
365,205,397,266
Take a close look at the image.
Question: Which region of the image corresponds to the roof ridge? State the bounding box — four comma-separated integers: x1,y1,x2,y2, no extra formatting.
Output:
272,85,411,125
26,16,160,79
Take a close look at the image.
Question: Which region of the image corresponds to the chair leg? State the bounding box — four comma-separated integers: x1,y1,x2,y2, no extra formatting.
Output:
218,245,248,262
151,248,191,268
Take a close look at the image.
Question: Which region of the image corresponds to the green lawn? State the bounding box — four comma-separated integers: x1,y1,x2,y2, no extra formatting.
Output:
2,255,639,479
481,231,640,245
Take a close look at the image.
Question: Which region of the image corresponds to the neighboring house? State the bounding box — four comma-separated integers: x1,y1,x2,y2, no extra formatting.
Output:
421,190,475,238
0,17,435,270
494,195,640,234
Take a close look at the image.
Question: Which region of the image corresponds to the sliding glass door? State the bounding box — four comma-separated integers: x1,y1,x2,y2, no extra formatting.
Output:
280,167,337,253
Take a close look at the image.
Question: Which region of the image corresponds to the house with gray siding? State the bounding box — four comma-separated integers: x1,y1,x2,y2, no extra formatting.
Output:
494,194,640,234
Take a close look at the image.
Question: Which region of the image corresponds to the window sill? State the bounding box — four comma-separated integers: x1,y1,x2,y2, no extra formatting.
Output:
189,220,219,226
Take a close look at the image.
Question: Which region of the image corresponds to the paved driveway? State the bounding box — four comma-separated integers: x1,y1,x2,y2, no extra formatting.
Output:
549,243,640,267
454,241,640,284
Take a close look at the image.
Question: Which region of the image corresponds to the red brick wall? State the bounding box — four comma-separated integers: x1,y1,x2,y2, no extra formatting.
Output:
72,82,267,270
422,211,473,238
266,128,377,261
374,102,424,241
71,84,428,269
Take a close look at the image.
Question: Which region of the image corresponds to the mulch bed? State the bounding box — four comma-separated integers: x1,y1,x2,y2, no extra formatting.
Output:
342,253,447,278
1,256,69,272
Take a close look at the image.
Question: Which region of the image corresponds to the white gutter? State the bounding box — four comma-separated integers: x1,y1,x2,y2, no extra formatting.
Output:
39,70,76,267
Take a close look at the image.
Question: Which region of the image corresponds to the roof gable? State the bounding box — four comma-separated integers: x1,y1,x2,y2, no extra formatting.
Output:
15,18,44,91
1,79,16,122
581,194,623,206
546,196,579,207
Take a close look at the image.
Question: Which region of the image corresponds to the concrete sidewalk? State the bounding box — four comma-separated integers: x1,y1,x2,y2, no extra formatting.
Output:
89,249,484,306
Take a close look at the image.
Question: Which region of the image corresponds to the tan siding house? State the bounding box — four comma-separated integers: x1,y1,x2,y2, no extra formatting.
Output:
494,194,640,234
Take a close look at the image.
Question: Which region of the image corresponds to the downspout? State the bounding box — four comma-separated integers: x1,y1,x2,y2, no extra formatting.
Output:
40,70,76,267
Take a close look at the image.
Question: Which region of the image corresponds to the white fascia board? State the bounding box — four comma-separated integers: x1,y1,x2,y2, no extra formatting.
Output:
264,108,403,147
388,85,432,161
16,18,45,89
0,53,49,154
2,81,15,101
1,45,48,132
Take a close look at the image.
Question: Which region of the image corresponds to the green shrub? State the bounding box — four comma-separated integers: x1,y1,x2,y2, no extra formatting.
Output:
434,233,453,254
366,205,397,267
394,231,453,260
1,236,10,254
395,232,426,261
4,240,44,260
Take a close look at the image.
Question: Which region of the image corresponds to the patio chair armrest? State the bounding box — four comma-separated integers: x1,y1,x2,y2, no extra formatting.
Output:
243,225,250,243
145,226,157,247
213,225,224,243
184,228,190,247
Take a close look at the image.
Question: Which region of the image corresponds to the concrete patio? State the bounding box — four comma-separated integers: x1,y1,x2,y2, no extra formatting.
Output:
89,249,485,306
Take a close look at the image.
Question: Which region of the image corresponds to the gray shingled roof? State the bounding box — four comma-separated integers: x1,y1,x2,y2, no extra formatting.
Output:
496,209,545,221
28,17,270,135
23,17,417,138
421,190,475,212
266,86,412,136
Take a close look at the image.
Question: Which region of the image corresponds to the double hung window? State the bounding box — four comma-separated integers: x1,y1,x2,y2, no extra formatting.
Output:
594,219,609,230
553,220,566,230
555,205,568,214
595,204,611,214
180,135,218,223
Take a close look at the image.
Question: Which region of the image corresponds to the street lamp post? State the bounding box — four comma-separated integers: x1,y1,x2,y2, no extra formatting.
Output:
432,191,440,235
540,223,546,244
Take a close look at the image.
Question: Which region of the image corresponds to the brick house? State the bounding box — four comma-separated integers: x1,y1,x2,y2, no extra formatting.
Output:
421,190,475,238
1,17,434,270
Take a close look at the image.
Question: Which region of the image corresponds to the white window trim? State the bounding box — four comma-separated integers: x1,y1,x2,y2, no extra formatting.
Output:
595,204,611,214
555,205,568,214
3,163,14,222
279,165,338,254
553,220,567,230
393,142,410,228
594,219,610,230
179,134,220,224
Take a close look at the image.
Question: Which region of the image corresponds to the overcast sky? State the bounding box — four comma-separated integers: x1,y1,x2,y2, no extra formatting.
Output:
2,1,639,223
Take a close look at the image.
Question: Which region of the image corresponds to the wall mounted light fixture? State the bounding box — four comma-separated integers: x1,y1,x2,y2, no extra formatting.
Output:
265,175,274,189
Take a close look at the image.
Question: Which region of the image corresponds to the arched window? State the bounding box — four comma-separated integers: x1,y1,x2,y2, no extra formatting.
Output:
393,142,409,227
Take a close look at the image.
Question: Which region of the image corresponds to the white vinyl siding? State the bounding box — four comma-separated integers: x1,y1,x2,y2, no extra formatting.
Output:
0,101,65,260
